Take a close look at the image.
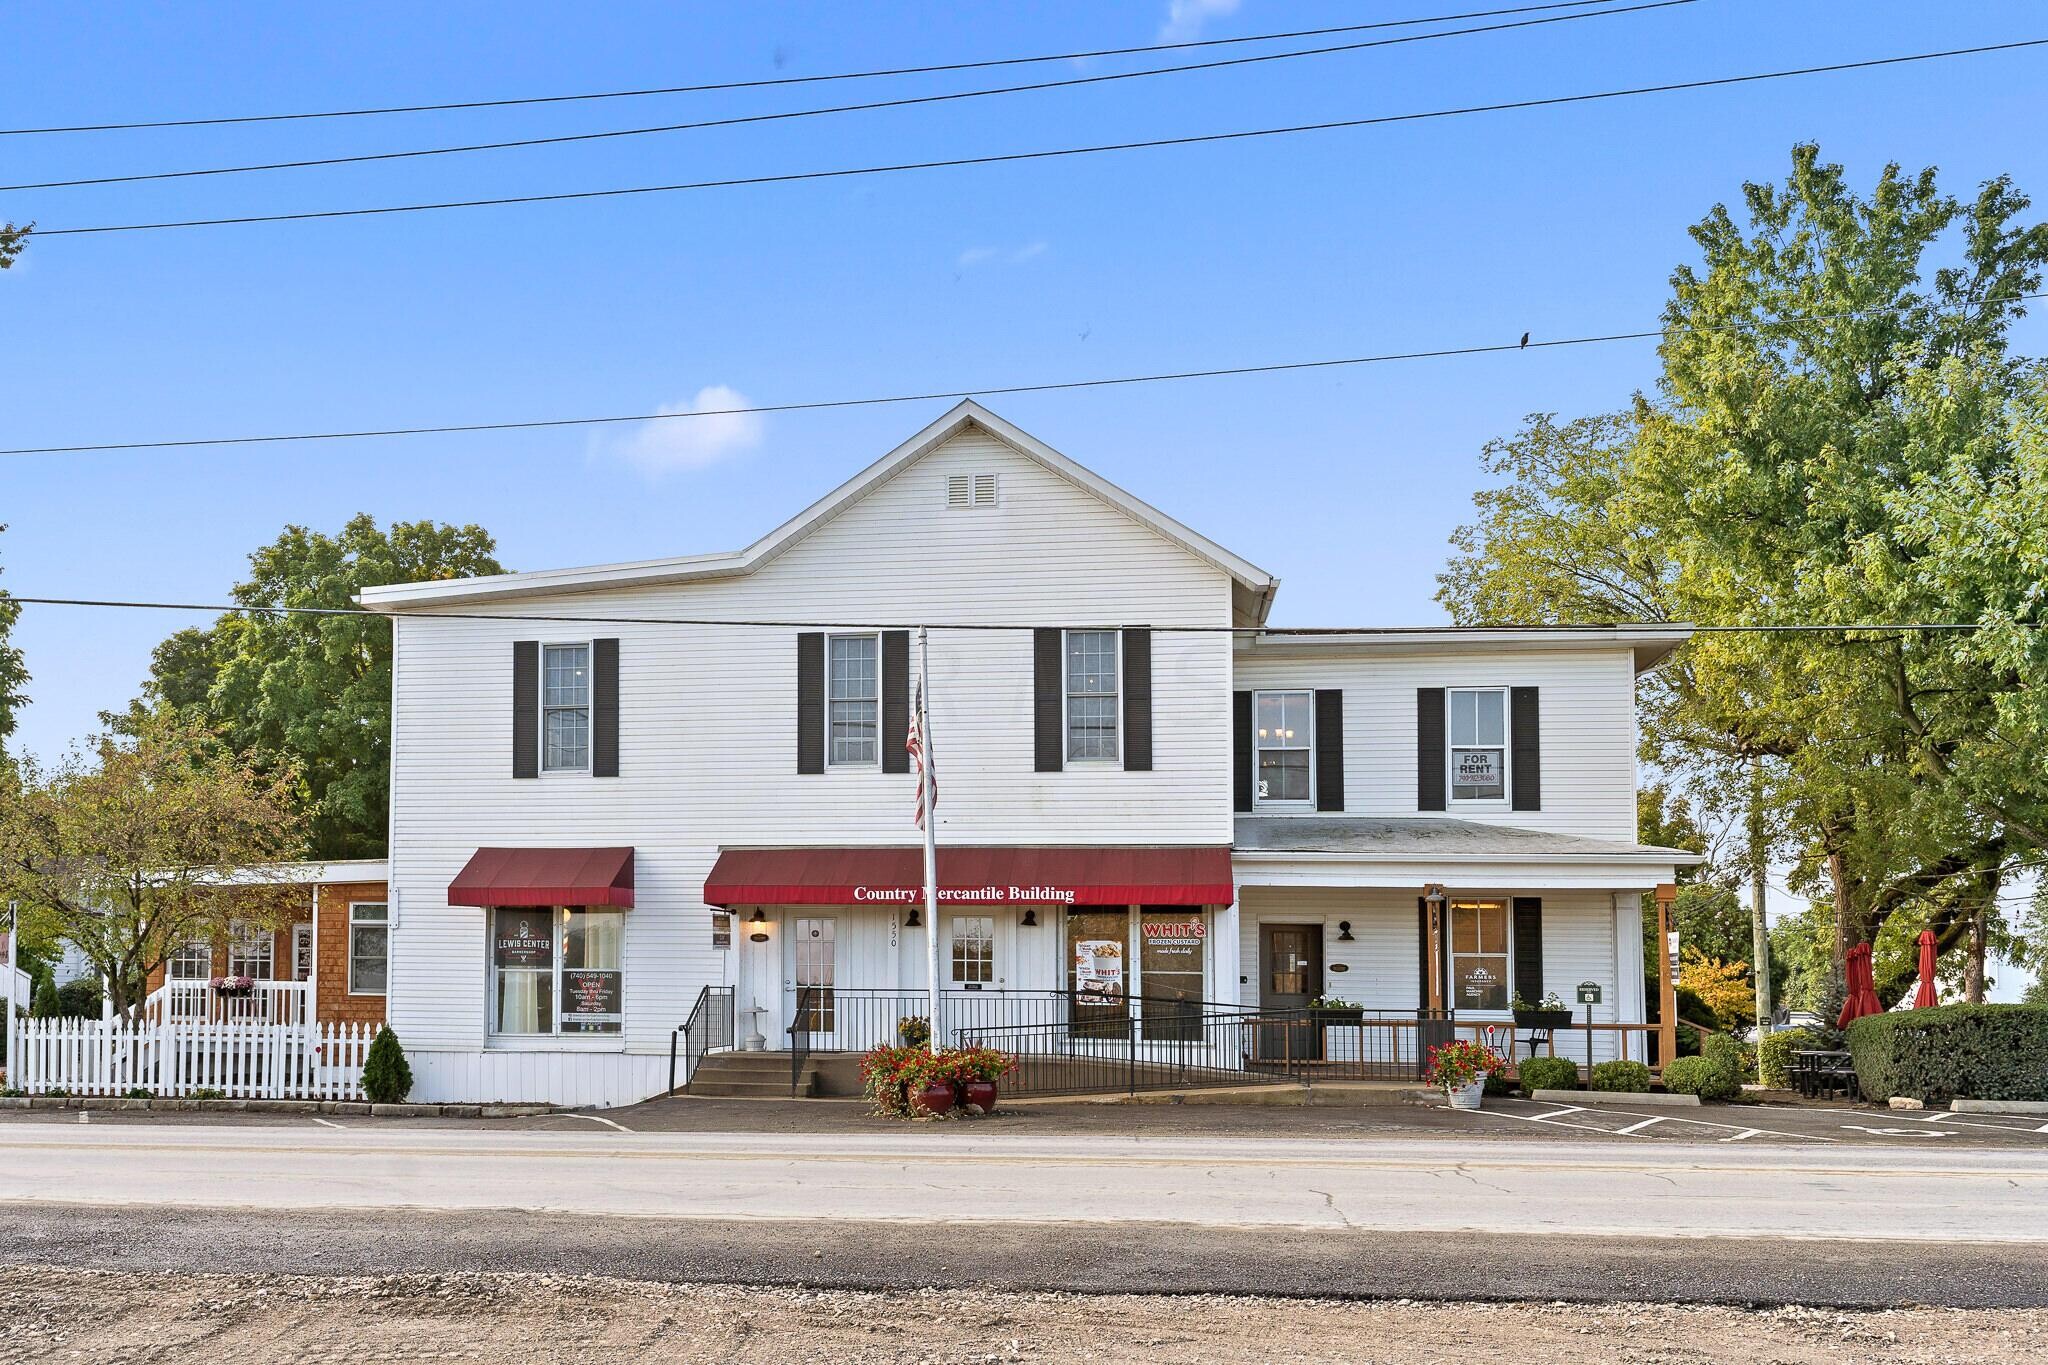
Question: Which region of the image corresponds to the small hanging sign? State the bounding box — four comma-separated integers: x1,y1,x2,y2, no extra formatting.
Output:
1576,981,1602,1005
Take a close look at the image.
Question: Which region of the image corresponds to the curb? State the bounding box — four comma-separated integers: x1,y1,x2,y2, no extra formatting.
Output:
1952,1099,2048,1115
1529,1088,1701,1107
0,1096,557,1118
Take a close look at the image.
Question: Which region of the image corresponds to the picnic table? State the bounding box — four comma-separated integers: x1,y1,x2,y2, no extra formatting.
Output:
1791,1048,1861,1100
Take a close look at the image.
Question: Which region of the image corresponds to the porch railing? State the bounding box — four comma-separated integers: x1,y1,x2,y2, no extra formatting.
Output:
143,979,312,1026
668,985,734,1095
13,1015,372,1100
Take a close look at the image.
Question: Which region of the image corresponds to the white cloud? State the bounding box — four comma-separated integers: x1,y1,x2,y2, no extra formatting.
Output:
955,241,1050,270
611,384,764,475
1158,0,1239,43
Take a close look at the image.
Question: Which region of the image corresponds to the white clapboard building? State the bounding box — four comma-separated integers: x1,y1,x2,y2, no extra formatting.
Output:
361,402,1695,1106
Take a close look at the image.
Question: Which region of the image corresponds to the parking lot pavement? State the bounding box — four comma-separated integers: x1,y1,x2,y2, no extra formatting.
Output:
2,1091,2044,1146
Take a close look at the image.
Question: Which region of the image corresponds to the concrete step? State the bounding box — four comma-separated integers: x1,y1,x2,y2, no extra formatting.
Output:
687,1076,815,1099
687,1052,820,1098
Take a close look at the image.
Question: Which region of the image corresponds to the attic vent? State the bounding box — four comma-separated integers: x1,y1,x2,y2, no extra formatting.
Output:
947,473,999,508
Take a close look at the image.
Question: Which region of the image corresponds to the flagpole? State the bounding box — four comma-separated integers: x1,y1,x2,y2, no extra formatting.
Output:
5,901,16,1087
918,627,941,1057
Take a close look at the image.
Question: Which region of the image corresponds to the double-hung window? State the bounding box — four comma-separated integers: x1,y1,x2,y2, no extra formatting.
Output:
542,644,592,772
228,923,273,980
349,902,389,995
827,634,880,766
1064,629,1119,761
492,906,625,1037
1449,687,1508,801
1254,690,1313,807
168,939,212,981
950,916,994,985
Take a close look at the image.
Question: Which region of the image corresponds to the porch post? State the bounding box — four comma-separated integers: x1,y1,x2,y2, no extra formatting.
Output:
1423,883,1446,1013
1654,882,1677,1066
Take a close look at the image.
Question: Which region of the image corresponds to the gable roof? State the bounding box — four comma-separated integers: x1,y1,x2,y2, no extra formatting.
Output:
358,400,1279,621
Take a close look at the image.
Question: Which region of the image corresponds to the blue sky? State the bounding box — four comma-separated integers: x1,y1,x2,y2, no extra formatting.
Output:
3,2,2045,993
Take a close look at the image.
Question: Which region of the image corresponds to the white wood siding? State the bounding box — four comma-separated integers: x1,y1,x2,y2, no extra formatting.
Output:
1232,647,1640,841
387,430,1236,1080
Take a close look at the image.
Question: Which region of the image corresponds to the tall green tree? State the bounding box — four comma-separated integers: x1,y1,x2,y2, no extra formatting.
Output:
132,515,504,859
0,525,29,756
1441,146,2048,996
0,222,26,271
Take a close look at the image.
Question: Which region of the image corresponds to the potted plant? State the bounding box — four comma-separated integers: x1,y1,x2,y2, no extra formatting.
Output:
1511,991,1573,1031
209,974,256,998
1308,994,1365,1025
907,1052,960,1118
859,1044,921,1118
1426,1038,1505,1110
897,1016,931,1050
952,1045,1015,1115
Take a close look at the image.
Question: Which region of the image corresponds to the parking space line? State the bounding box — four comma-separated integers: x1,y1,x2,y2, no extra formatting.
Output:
1455,1105,1650,1137
1921,1113,2048,1138
309,1117,344,1130
1719,1128,1762,1142
1614,1117,1667,1135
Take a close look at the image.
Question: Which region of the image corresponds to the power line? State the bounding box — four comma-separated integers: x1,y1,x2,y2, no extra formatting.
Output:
0,2,1691,192
0,1,1629,137
28,39,2046,239
4,289,2040,458
6,597,2044,636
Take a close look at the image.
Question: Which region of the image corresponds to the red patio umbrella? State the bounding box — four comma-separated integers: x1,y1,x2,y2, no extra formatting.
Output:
1913,929,1939,1009
1837,943,1884,1028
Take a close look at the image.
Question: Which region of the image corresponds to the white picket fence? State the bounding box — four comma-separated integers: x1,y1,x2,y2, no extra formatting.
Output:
12,1017,375,1100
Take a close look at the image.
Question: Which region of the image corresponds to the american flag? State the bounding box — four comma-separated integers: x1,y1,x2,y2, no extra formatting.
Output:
908,676,936,828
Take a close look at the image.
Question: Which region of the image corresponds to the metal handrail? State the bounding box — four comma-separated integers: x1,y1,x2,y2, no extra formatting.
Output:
667,984,735,1095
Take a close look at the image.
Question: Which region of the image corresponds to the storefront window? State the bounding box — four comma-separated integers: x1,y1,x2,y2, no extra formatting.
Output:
1065,908,1128,1037
492,907,626,1037
1450,899,1509,1011
1139,909,1206,1041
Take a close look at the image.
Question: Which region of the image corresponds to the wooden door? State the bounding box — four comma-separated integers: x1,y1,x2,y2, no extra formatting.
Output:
1258,923,1322,1061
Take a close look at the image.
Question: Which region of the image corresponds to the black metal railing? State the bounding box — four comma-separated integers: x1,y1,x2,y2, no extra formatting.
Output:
779,986,1257,1057
668,984,734,1095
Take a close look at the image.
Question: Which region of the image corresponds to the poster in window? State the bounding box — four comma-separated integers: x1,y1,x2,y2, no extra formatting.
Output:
561,969,622,1031
493,911,555,969
1455,959,1508,1011
1453,749,1503,792
1072,939,1124,998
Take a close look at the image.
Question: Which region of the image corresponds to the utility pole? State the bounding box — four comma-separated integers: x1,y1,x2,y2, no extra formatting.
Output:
1748,757,1774,1033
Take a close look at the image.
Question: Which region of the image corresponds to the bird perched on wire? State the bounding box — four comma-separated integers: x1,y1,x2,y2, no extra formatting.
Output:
1519,332,1530,349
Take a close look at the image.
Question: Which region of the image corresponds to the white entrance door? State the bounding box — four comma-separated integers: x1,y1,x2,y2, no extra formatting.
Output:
788,916,838,1046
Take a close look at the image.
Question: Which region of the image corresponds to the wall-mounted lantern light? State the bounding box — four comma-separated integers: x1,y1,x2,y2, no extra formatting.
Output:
1021,908,1038,927
1337,920,1354,942
905,907,922,929
747,909,770,943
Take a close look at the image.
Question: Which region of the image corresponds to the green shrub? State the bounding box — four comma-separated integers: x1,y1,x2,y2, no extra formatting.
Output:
1846,1004,2048,1105
1590,1060,1652,1092
1482,1071,1517,1097
361,1026,414,1105
1699,1032,1755,1085
30,977,58,1020
1518,1056,1581,1095
1756,1027,1818,1089
54,977,102,1019
1663,1056,1739,1100
122,1087,154,1100
191,1088,225,1100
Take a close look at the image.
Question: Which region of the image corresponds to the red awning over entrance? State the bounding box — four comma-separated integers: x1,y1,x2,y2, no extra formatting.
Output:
448,847,635,908
701,845,1233,908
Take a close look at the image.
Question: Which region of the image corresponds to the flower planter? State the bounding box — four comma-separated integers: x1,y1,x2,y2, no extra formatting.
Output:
1310,1007,1365,1026
1513,1008,1573,1031
1446,1078,1486,1111
909,1080,957,1117
960,1079,998,1115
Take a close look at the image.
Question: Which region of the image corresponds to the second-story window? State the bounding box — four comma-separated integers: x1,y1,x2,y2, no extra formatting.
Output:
828,634,879,766
1065,629,1119,761
1449,687,1508,800
1254,690,1313,806
542,644,592,771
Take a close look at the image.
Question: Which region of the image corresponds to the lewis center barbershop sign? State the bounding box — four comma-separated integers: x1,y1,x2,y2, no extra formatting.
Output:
851,885,1078,905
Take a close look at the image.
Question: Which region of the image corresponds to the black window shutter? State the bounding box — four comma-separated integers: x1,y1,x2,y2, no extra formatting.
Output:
591,638,620,778
1512,897,1544,1003
1122,627,1152,772
796,633,824,775
1511,686,1541,811
1232,690,1254,812
1417,687,1447,811
1416,898,1432,1009
1033,627,1063,773
881,631,910,774
1313,689,1344,812
512,641,539,779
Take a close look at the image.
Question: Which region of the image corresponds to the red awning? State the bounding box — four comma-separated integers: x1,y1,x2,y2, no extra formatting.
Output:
702,845,1233,908
448,847,635,908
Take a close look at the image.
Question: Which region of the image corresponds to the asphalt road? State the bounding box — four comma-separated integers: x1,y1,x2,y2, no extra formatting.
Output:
5,1110,2045,1307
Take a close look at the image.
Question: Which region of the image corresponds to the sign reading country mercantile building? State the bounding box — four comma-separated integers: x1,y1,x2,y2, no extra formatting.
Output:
851,884,1079,904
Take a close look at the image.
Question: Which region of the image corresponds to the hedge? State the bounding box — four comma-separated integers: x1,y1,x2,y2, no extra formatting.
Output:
1518,1056,1580,1095
1663,1055,1740,1100
1589,1060,1651,1093
1846,1004,2048,1105
362,1026,414,1105
1756,1027,1819,1089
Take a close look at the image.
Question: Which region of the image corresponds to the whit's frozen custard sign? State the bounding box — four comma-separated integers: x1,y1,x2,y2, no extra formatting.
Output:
1073,939,1124,996
851,885,1078,904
